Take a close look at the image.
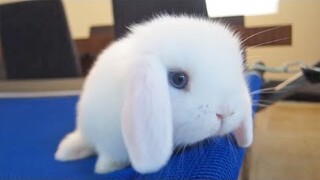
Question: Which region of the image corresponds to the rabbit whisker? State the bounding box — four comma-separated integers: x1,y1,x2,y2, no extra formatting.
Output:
250,87,275,95
252,103,269,107
241,25,287,44
246,37,289,50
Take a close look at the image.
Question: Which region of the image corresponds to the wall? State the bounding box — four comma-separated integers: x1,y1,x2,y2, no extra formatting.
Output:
63,0,320,80
1,0,319,80
0,0,27,4
245,0,320,80
62,0,114,39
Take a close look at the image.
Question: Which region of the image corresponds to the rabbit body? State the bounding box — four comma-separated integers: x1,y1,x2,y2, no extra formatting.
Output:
55,15,253,174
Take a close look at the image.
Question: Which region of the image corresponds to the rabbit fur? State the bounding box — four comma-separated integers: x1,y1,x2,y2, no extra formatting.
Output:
55,15,253,174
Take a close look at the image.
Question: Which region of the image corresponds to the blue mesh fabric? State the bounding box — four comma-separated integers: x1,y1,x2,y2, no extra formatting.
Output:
0,72,261,179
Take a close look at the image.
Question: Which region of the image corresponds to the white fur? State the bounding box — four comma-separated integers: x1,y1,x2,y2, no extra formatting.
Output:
55,15,253,174
121,57,173,173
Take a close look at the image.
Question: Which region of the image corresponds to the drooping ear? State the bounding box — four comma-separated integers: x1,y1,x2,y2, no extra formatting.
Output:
233,115,253,148
121,56,173,173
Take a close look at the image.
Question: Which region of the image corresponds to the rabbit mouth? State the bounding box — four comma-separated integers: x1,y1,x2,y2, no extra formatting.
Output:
215,116,231,136
216,113,224,121
215,110,236,136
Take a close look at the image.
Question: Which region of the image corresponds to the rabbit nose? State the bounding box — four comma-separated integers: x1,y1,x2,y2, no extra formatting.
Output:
216,108,235,121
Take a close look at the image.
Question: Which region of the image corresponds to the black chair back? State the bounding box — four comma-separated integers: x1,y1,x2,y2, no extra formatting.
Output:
0,0,81,79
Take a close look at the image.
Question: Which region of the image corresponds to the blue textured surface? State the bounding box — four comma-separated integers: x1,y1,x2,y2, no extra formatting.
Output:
0,72,261,179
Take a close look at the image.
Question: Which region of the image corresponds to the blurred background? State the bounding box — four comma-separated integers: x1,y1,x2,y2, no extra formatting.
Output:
0,0,319,180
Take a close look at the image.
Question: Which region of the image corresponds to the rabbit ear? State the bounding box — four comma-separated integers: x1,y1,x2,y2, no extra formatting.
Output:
121,56,173,173
233,115,253,148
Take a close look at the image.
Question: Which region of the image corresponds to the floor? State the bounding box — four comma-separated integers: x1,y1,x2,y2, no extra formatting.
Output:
242,101,320,180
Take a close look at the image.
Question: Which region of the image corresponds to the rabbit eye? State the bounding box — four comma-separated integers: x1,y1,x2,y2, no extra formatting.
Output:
168,71,188,89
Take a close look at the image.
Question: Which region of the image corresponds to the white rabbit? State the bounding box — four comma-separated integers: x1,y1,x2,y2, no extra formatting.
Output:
55,15,253,174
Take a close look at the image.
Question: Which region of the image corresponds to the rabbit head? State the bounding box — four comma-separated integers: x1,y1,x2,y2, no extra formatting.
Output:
120,15,253,173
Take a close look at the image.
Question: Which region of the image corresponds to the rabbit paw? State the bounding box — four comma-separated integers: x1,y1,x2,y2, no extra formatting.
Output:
95,154,129,174
55,131,94,161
